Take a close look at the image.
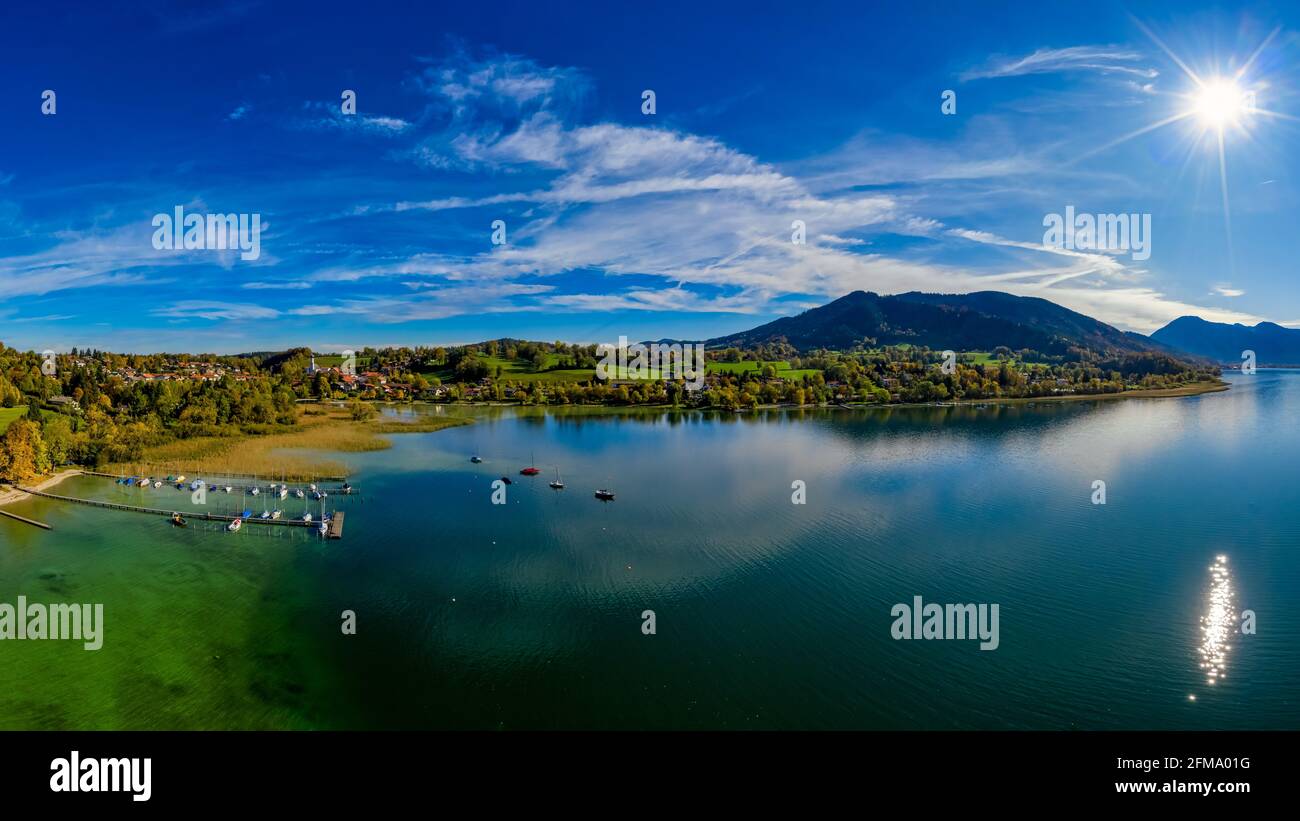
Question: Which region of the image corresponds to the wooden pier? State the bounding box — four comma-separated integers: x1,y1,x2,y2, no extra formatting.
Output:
81,471,356,497
15,487,345,537
0,509,51,530
87,467,348,482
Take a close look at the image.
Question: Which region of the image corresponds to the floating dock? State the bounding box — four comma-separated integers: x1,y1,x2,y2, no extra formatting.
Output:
15,487,344,537
81,470,354,495
84,468,348,482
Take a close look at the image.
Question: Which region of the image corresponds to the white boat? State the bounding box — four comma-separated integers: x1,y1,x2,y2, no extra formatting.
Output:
153,480,162,488
176,475,185,483
139,478,151,487
250,487,260,496
227,518,242,532
309,483,317,492
301,512,313,523
278,486,289,500
295,489,305,499
223,486,233,493
271,509,282,520
260,511,271,520
318,521,329,537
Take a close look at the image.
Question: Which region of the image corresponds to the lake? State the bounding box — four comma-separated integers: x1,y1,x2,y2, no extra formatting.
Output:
1,370,1297,729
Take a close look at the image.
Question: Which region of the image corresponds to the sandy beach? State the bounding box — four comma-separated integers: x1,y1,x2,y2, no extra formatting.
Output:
0,469,82,508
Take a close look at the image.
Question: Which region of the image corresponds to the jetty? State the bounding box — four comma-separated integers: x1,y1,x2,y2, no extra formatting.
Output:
15,487,345,537
90,467,348,482
0,509,51,530
82,470,357,497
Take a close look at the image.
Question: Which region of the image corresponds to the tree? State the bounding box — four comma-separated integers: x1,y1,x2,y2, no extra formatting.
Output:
347,400,377,421
0,419,51,482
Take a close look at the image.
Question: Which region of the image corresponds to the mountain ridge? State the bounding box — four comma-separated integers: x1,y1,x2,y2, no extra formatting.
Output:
705,290,1176,358
1151,315,1300,364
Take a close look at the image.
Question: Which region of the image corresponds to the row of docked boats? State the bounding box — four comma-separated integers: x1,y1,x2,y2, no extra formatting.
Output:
118,476,352,499
473,453,615,501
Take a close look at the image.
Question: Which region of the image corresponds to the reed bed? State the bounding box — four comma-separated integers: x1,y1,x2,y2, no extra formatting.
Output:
106,410,470,480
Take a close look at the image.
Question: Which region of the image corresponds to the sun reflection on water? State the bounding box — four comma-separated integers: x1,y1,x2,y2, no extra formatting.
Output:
1199,555,1234,687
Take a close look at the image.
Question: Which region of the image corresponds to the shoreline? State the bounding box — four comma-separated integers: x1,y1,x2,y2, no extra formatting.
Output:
0,469,83,508
420,378,1231,415
2,381,1227,492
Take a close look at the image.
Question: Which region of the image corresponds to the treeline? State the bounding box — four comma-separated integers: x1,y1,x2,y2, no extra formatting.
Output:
0,342,300,476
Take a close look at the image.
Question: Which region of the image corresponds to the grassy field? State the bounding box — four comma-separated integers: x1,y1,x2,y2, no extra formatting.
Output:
422,354,595,384
106,406,470,479
0,407,27,433
963,351,1020,367
707,361,822,380
312,353,376,370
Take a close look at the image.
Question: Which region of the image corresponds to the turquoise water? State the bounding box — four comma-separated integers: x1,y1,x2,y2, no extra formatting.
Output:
2,371,1298,729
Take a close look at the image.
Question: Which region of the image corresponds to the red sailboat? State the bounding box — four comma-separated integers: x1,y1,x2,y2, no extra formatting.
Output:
519,451,541,476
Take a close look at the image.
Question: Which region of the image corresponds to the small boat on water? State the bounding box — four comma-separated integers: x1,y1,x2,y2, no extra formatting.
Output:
170,512,187,527
318,520,329,537
176,476,185,483
499,476,513,485
594,489,616,501
190,480,203,491
301,512,313,523
227,518,242,532
519,451,542,476
153,480,162,489
209,484,218,492
470,456,483,463
223,486,233,493
340,482,352,494
271,509,282,520
250,486,260,496
549,468,565,490
279,486,289,499
260,511,271,520
295,489,305,499
139,478,151,487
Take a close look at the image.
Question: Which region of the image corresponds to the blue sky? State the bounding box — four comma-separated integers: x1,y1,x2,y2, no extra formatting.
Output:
2,0,1298,354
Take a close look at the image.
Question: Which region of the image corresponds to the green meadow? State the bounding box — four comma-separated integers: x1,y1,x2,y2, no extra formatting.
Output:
0,407,27,433
707,361,822,380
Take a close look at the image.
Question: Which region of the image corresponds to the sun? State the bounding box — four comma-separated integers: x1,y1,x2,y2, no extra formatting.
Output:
1192,78,1251,129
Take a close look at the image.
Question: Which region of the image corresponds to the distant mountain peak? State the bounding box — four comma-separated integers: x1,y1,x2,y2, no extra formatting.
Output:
706,290,1167,358
1152,315,1300,365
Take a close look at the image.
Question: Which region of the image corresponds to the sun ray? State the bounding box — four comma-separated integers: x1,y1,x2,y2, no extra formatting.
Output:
1235,26,1281,82
1130,15,1205,88
1065,111,1194,166
1217,129,1235,280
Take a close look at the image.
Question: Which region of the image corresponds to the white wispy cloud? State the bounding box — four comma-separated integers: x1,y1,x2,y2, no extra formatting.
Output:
961,45,1158,82
152,301,280,321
